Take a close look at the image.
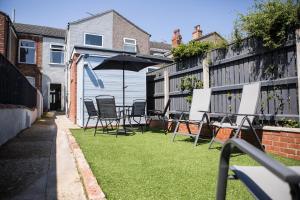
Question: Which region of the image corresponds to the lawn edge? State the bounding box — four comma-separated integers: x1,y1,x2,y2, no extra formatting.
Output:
65,128,107,200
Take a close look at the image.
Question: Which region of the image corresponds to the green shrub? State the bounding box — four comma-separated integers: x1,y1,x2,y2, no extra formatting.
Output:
235,0,299,49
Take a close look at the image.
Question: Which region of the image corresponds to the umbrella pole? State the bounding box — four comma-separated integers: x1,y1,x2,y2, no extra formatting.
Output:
123,64,126,133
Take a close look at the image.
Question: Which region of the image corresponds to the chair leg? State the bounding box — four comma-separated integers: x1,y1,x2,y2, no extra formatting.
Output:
172,121,180,142
250,125,264,151
94,117,100,136
194,122,203,147
209,126,220,149
138,117,143,133
84,116,90,131
147,118,152,130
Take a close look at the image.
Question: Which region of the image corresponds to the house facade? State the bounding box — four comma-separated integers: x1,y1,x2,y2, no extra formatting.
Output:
0,10,172,126
0,11,67,111
13,23,66,111
0,11,18,65
65,10,172,126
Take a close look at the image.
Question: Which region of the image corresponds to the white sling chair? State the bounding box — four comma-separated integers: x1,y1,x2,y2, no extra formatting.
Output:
209,82,264,151
172,88,212,146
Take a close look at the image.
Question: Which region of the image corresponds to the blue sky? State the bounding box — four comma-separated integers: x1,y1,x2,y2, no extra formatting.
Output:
0,0,254,43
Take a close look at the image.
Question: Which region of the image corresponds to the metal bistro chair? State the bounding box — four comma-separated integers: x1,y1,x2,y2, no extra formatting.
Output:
94,95,121,136
209,82,264,151
172,88,212,146
83,98,99,131
147,99,171,134
127,99,147,133
216,138,300,200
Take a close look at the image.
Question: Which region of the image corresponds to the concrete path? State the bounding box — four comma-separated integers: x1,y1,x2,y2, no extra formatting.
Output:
0,112,87,200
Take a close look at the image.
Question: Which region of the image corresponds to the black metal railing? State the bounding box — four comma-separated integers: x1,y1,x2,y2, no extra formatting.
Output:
0,53,36,108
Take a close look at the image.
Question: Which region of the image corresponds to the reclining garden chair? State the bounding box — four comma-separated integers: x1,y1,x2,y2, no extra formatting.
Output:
94,95,121,136
216,138,300,200
208,82,264,151
147,99,171,134
172,88,211,146
83,98,99,131
126,99,147,133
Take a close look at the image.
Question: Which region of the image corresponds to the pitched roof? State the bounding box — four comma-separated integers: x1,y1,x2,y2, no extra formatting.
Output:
13,23,66,38
194,32,225,42
150,41,172,50
68,9,150,36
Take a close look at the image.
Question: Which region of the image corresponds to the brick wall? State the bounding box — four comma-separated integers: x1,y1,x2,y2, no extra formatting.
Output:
159,121,300,160
0,13,8,57
69,53,80,123
17,34,43,91
112,12,150,54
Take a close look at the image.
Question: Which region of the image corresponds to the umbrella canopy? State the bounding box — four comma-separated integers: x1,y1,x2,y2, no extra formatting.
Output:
92,54,161,133
93,54,158,71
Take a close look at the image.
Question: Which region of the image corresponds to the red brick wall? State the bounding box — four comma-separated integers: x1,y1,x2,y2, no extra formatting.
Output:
163,121,300,160
0,13,8,57
17,34,43,91
69,53,80,123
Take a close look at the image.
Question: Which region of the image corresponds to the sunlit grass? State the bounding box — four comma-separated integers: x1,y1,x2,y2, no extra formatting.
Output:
71,128,300,200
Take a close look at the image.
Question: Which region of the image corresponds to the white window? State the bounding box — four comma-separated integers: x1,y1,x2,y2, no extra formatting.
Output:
84,33,103,47
50,44,64,64
123,38,136,52
19,40,36,64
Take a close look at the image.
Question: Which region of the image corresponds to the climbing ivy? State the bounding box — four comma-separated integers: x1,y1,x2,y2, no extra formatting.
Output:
179,75,203,104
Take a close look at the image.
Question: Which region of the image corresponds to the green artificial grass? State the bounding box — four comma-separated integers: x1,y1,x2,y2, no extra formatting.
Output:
71,129,300,200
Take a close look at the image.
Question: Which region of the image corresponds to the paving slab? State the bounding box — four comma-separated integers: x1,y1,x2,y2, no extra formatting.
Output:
0,113,86,200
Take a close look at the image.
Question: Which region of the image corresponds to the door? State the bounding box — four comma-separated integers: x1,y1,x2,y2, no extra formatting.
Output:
50,83,61,110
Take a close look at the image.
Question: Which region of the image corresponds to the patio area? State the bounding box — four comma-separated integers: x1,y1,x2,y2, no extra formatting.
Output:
71,128,300,200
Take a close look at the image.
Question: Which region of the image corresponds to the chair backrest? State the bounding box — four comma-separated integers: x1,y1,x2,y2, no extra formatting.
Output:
236,82,261,126
162,99,171,116
84,99,98,117
189,88,212,121
95,95,118,119
131,99,146,116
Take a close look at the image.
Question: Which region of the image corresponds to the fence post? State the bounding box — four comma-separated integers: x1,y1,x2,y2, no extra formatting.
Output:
202,56,209,89
164,70,169,118
296,29,300,122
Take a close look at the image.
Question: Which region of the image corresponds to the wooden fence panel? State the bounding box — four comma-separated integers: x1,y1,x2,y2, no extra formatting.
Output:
147,37,298,120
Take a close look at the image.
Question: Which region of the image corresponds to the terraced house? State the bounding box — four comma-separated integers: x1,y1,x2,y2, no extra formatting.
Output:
0,10,171,125
0,11,66,111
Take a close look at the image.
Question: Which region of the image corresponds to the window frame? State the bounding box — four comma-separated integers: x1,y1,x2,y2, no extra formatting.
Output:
84,33,103,47
18,39,36,64
123,37,137,52
49,43,65,65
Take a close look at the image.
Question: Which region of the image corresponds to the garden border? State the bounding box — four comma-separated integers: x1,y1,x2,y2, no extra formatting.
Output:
65,129,106,200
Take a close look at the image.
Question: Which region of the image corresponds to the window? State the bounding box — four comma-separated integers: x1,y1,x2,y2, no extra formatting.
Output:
50,44,64,64
84,33,103,47
19,40,35,64
123,38,136,52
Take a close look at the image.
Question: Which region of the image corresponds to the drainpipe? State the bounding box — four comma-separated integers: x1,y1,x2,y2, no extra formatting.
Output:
296,29,300,122
5,16,9,58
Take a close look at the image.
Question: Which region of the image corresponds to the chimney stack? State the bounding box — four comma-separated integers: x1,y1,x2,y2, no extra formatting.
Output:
192,25,202,40
172,29,182,48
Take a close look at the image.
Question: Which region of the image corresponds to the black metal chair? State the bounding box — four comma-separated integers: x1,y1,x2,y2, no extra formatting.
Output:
126,99,147,133
94,95,121,136
147,99,171,134
83,98,99,131
216,138,300,200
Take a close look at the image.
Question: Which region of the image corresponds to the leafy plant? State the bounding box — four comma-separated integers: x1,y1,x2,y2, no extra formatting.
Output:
235,0,299,49
179,75,203,104
232,22,244,50
280,119,300,128
171,41,213,61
